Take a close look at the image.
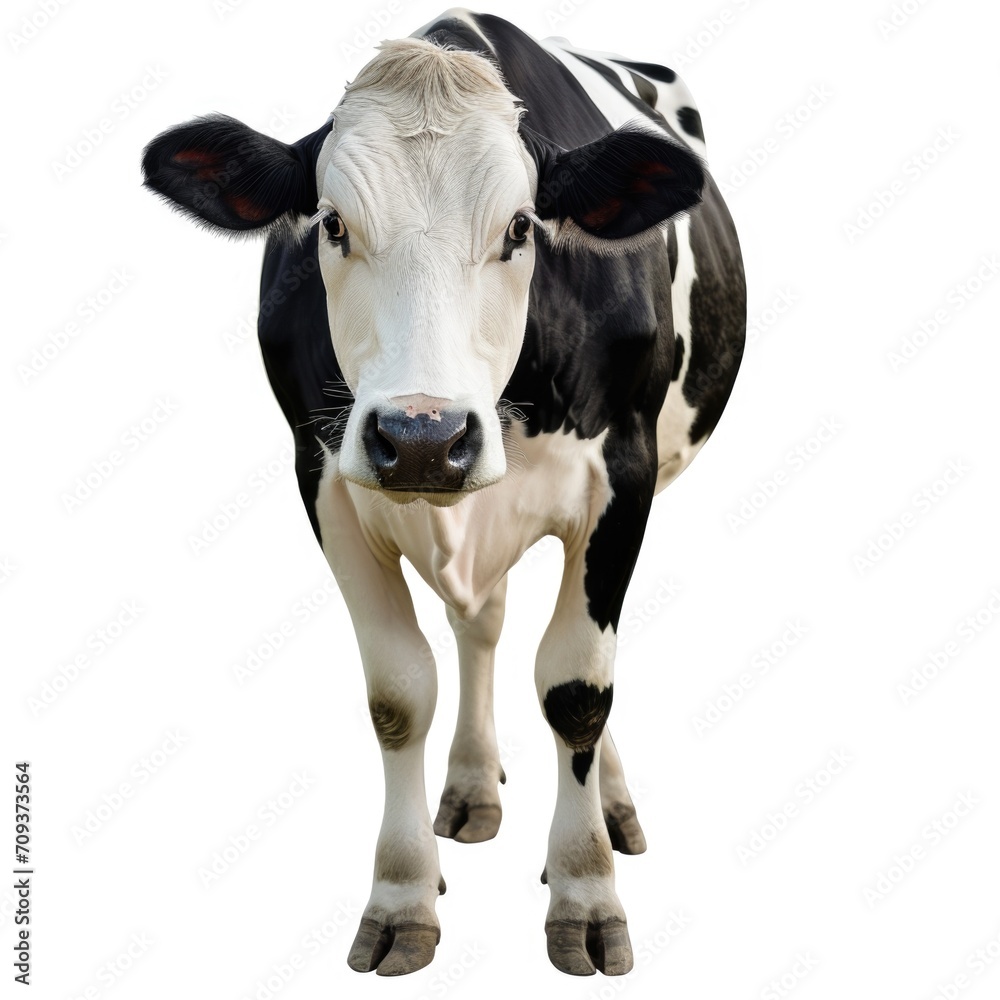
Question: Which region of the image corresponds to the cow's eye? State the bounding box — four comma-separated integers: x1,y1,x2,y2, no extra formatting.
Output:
323,211,347,241
507,213,531,242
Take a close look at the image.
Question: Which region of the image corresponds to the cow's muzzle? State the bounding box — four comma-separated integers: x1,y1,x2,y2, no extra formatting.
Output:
363,395,483,493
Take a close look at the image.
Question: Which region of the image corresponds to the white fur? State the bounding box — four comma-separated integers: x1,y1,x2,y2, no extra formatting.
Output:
314,39,538,496
656,214,705,491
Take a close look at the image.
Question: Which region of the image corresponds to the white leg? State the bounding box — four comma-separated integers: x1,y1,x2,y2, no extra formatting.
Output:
536,547,632,976
317,478,443,976
434,575,507,843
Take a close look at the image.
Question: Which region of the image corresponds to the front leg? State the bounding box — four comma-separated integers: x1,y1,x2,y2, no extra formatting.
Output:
316,479,443,976
536,557,631,976
349,585,442,976
536,449,657,976
434,575,507,844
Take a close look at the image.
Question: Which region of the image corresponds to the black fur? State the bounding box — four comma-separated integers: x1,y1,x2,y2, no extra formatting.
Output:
543,681,614,785
530,126,704,241
141,115,331,236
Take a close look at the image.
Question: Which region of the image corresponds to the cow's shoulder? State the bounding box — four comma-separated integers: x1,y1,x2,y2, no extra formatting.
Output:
507,239,675,439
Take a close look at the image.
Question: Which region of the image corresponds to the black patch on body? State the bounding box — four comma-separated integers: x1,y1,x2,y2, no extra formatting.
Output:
257,227,345,541
671,334,685,382
677,106,705,142
470,14,618,146
505,241,669,438
610,58,676,83
543,681,613,785
420,16,490,53
625,69,659,109
565,51,662,126
681,171,747,444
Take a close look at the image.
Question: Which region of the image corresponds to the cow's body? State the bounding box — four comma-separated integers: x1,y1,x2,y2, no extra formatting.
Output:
144,9,744,979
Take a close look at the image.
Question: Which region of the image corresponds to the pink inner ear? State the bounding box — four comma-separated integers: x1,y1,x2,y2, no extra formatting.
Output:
581,197,623,229
172,149,221,168
224,193,271,222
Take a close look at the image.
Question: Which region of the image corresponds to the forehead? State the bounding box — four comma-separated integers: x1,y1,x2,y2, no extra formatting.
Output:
314,39,534,241
322,115,530,208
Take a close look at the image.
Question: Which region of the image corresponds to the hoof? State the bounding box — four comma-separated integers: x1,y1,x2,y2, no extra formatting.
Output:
434,787,502,843
545,917,633,976
605,802,647,855
347,918,440,977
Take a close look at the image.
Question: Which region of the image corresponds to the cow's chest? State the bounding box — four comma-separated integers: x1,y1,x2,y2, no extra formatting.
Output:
340,423,611,619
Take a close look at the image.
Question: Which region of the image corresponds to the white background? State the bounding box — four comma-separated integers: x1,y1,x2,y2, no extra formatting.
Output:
4,0,1000,998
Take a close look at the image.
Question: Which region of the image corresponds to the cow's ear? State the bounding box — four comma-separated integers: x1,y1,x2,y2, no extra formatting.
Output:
525,125,704,254
141,114,331,237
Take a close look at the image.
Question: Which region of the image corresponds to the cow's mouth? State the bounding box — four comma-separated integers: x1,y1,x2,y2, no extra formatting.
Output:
370,483,472,508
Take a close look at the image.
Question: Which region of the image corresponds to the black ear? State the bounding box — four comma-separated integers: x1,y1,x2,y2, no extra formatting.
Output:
141,114,332,236
524,125,704,251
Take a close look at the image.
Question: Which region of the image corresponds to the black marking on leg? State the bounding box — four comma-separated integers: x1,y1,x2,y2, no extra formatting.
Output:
572,746,596,785
369,695,411,751
677,106,705,142
544,681,613,785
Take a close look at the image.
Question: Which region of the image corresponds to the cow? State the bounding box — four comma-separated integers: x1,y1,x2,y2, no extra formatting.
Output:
141,8,745,979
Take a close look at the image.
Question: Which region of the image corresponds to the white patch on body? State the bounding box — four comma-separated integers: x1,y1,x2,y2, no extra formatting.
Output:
333,423,612,620
656,215,704,492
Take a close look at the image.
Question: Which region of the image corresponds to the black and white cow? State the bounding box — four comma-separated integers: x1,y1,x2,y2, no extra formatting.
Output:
142,9,745,978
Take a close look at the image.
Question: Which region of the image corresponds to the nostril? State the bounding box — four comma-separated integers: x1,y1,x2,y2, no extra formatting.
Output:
363,410,397,469
446,411,482,471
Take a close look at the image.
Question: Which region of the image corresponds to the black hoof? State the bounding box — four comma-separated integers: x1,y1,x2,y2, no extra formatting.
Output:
605,802,647,855
434,787,502,843
347,918,440,976
545,917,633,976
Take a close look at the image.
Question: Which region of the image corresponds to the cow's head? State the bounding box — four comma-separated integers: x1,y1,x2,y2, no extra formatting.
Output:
142,38,703,505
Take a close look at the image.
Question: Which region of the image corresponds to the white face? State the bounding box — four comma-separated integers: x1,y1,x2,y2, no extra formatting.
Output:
314,109,537,505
